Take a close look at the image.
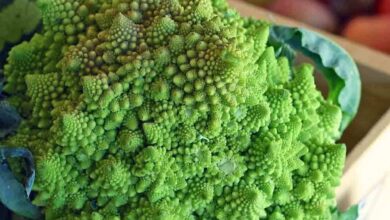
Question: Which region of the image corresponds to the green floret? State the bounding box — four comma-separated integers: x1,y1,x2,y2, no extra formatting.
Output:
1,0,348,219
0,0,41,55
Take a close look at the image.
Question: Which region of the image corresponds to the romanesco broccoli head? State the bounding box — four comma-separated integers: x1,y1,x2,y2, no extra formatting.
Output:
2,0,346,219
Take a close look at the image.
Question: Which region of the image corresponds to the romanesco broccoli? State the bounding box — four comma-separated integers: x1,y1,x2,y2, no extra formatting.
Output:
1,0,347,219
0,0,41,65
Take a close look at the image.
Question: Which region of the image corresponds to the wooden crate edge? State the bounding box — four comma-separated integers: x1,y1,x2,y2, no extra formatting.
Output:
336,108,390,208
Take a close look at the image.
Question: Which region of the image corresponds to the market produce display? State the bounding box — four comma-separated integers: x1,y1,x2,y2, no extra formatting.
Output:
0,0,360,219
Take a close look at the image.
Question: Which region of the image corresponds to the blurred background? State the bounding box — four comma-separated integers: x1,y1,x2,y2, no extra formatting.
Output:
245,0,390,54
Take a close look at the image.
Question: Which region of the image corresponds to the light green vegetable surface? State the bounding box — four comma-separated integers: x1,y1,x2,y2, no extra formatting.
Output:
0,0,41,52
0,0,360,219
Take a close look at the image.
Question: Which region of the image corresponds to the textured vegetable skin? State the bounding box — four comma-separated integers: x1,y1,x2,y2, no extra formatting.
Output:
0,0,356,219
269,25,361,133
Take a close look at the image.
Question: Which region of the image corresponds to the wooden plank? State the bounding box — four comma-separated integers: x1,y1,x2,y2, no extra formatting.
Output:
341,83,390,151
336,108,390,209
228,0,390,78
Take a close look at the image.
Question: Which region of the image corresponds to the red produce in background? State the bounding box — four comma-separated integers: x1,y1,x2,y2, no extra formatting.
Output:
330,0,376,18
343,15,390,53
267,0,337,31
378,0,390,14
246,0,390,53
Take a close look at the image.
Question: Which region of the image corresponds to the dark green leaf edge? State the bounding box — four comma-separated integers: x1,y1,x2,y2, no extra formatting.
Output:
269,25,361,134
0,147,42,219
331,204,359,220
0,100,22,138
1,73,21,138
1,74,41,219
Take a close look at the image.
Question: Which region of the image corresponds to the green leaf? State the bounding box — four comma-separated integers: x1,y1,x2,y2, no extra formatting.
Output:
0,100,21,138
269,25,361,133
0,73,4,97
0,73,21,138
0,0,41,65
0,147,41,219
1,78,39,218
331,205,359,220
0,0,41,42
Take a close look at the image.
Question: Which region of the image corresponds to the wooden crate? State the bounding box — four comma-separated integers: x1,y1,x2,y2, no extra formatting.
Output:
229,0,390,213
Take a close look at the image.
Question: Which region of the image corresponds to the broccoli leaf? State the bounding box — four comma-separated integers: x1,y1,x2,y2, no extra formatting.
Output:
0,147,41,219
269,25,361,134
0,100,21,138
1,76,40,219
0,73,4,99
0,0,41,46
331,205,359,220
0,75,21,138
0,0,41,66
